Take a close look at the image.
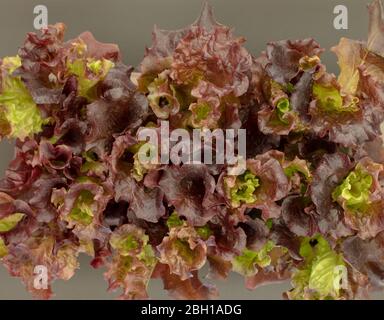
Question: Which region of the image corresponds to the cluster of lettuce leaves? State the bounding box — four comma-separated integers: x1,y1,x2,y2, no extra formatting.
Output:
1,1,384,300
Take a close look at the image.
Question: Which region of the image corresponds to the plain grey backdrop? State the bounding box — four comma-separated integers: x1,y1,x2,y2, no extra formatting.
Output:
0,0,380,299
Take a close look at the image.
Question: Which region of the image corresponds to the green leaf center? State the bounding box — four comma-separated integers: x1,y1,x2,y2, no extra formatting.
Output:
230,170,260,207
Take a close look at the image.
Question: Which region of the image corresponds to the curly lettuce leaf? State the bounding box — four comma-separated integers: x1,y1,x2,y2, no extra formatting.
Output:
219,151,290,219
265,39,323,84
153,263,218,300
283,157,312,194
158,164,218,226
332,166,372,211
68,190,94,226
105,224,157,299
333,158,384,239
0,213,25,233
232,241,275,277
312,83,358,113
287,234,346,300
331,1,384,97
0,56,46,140
157,225,207,280
0,238,7,258
66,55,114,101
228,170,260,207
195,225,213,240
167,212,184,229
2,234,80,299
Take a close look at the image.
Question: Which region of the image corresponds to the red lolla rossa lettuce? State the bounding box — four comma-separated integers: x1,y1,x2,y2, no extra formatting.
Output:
1,1,384,300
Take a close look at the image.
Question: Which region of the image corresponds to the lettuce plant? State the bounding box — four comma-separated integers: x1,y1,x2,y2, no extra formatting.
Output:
1,1,384,300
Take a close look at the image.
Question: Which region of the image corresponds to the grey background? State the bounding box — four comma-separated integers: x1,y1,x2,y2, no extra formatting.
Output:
0,0,379,299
